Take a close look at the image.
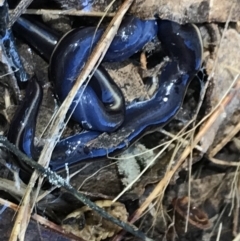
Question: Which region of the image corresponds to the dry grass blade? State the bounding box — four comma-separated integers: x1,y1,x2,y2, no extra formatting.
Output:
216,222,223,241
233,195,240,237
233,233,240,241
9,0,135,240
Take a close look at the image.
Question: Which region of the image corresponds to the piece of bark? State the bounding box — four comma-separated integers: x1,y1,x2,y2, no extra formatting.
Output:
202,28,240,153
130,0,240,23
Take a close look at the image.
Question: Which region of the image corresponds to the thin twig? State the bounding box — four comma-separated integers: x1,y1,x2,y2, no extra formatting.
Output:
9,8,115,17
8,0,34,27
37,163,91,202
0,136,153,241
208,157,240,167
209,121,240,157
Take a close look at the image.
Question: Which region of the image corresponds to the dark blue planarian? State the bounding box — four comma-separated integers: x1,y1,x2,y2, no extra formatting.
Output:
50,20,203,171
50,17,157,131
13,16,157,132
8,18,203,174
7,76,43,173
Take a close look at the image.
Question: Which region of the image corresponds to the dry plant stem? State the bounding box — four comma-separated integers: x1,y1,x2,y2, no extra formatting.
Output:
8,2,144,240
233,196,239,237
0,136,153,241
4,88,11,108
9,170,41,240
0,178,26,197
209,157,240,167
216,222,223,241
233,234,240,241
0,197,18,210
0,198,85,241
229,165,240,217
37,164,91,202
160,129,203,152
79,191,113,200
209,205,227,239
11,8,115,17
209,121,240,157
8,0,34,27
31,213,85,241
